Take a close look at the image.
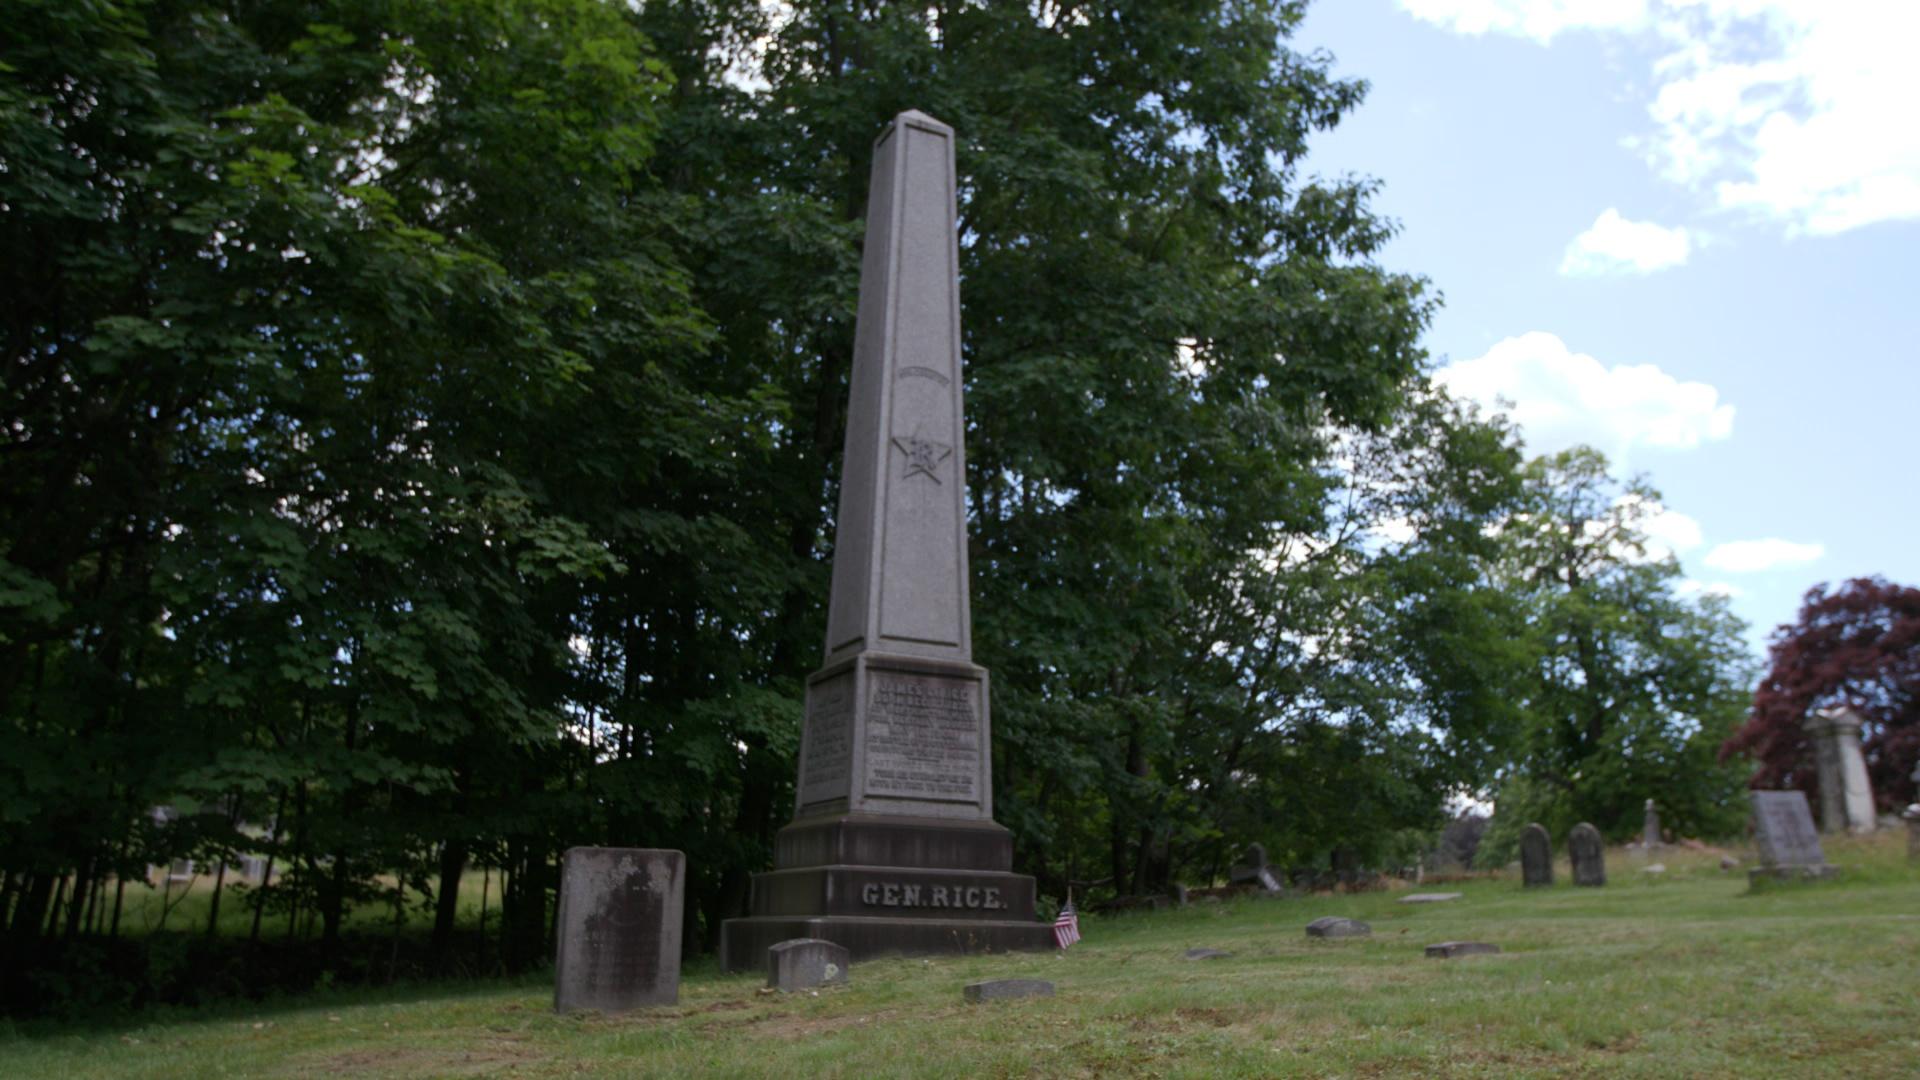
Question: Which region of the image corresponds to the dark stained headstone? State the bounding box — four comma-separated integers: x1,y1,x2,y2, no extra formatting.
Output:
1184,948,1231,960
767,938,849,992
963,978,1054,1003
1520,823,1554,887
1569,823,1606,887
1305,916,1371,939
1748,790,1837,882
719,112,1054,969
1425,941,1500,959
553,847,685,1012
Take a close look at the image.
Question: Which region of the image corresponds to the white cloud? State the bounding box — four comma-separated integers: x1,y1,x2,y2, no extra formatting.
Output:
1701,537,1824,572
1404,0,1920,235
1560,209,1692,276
1638,501,1704,560
1399,0,1649,42
1433,332,1734,458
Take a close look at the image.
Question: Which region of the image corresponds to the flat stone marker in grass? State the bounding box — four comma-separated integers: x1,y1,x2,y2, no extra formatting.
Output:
1305,916,1370,939
964,979,1054,1003
1398,892,1462,904
553,847,685,1013
1520,823,1553,887
767,938,849,992
1424,941,1499,959
1184,948,1232,960
1570,823,1606,886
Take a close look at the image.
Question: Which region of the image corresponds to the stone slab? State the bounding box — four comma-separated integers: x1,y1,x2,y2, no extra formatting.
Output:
748,865,1034,920
1520,823,1553,887
1184,948,1231,960
767,938,849,992
1569,823,1606,887
1398,892,1462,904
964,978,1054,1003
1748,865,1839,885
722,914,1056,973
1306,916,1371,939
1425,941,1500,959
553,847,684,1012
773,812,1013,871
1750,790,1828,868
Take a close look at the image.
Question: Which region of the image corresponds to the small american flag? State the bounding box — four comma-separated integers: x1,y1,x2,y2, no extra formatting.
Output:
1052,899,1080,949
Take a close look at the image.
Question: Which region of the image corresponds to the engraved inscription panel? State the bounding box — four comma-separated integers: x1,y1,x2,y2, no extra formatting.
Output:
798,674,853,806
1753,791,1825,866
864,672,979,801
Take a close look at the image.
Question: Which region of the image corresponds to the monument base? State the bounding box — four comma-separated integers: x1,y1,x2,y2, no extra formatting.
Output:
720,813,1055,973
1748,864,1839,885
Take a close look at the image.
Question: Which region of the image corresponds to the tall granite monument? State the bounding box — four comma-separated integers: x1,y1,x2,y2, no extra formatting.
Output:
720,111,1054,971
1803,705,1876,834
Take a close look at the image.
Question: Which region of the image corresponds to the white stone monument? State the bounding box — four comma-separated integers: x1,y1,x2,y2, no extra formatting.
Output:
1804,706,1876,834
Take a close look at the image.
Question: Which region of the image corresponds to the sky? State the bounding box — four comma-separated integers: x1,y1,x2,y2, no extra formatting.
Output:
1293,0,1920,658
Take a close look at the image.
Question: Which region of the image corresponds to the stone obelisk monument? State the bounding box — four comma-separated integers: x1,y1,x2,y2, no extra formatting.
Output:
720,110,1053,970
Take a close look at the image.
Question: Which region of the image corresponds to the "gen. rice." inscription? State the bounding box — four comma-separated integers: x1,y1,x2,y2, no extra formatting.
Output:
864,672,979,801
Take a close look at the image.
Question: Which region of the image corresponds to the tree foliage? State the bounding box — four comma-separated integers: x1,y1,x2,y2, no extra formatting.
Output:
1722,577,1920,810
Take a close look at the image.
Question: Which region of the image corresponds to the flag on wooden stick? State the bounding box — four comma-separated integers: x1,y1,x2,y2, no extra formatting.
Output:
1053,897,1080,949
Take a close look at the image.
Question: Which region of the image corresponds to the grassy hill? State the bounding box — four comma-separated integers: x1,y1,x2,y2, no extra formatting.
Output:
5,831,1916,1078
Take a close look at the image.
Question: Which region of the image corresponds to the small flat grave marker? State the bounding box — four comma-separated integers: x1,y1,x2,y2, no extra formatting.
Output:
1305,916,1371,939
1398,892,1462,904
1183,948,1231,960
1425,941,1500,959
964,979,1054,1003
767,938,849,992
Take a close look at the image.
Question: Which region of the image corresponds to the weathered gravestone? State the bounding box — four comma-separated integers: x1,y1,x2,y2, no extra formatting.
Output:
1520,823,1554,887
1398,892,1462,904
1642,799,1662,849
767,938,849,992
1228,843,1282,894
1306,916,1371,939
1748,790,1837,883
964,979,1054,1003
1425,941,1500,959
553,847,685,1012
1568,822,1606,887
719,112,1053,970
1184,948,1232,961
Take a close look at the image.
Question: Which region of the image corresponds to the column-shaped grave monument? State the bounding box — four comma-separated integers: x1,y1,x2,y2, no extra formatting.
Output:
721,111,1054,970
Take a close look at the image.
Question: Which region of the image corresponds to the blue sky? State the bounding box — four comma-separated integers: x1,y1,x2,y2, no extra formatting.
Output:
1295,0,1920,657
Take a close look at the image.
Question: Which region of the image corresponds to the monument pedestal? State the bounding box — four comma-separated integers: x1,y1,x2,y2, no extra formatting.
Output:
721,815,1054,971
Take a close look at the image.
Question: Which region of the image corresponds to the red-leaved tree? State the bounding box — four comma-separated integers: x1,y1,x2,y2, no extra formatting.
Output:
1722,577,1920,810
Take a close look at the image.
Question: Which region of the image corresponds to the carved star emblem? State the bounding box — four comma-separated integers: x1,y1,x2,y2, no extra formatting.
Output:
891,426,952,484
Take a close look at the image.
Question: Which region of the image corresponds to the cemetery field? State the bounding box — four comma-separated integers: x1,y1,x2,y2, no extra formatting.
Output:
4,833,1916,1079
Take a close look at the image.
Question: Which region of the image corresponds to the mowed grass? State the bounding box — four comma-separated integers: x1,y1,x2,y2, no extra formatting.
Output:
5,832,1917,1078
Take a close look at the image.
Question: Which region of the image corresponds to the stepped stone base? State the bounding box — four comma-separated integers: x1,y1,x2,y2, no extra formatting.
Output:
722,916,1056,972
720,813,1054,973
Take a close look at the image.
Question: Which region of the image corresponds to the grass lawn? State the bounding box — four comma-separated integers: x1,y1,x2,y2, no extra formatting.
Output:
4,832,1916,1078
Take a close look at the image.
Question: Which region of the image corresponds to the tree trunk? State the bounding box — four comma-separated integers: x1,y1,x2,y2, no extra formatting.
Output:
430,839,467,967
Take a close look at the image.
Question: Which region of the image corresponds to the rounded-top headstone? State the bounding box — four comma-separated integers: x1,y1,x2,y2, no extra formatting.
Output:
1568,822,1606,886
767,938,849,992
1519,823,1553,887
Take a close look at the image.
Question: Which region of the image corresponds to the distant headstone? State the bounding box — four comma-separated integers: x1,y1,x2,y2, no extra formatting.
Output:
767,938,849,992
1169,884,1189,907
1425,941,1500,959
963,978,1054,1003
553,847,685,1012
1568,823,1605,887
1904,804,1920,861
1748,790,1837,883
1184,948,1231,960
1642,799,1662,849
1305,916,1371,939
1398,892,1462,904
1228,843,1282,894
1520,823,1553,887
1719,854,1740,871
